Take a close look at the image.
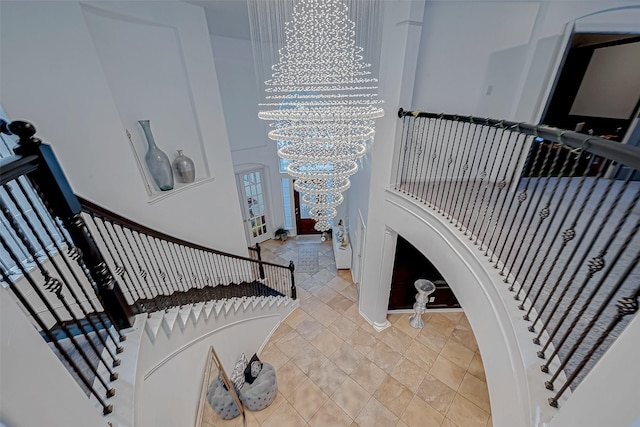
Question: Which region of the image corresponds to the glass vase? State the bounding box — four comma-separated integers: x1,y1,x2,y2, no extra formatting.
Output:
172,149,195,183
138,120,174,191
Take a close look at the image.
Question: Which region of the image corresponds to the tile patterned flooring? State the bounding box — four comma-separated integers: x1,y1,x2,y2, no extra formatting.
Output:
200,237,492,427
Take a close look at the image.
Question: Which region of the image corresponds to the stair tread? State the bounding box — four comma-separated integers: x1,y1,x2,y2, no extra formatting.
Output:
130,281,285,315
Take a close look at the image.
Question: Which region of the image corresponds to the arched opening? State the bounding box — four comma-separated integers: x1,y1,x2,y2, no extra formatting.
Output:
388,235,461,310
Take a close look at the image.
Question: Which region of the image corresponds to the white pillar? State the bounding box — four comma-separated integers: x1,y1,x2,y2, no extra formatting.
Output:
357,0,426,330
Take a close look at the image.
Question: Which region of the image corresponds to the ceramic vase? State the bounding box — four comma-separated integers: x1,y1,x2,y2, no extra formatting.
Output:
138,120,174,191
173,149,196,183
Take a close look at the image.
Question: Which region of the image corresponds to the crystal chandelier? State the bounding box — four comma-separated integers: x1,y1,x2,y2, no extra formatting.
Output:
258,0,384,231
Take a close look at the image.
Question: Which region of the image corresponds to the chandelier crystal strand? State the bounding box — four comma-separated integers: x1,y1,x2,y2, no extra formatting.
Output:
255,0,384,231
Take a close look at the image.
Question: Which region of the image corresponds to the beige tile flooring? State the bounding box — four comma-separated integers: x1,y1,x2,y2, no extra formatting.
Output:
200,238,492,427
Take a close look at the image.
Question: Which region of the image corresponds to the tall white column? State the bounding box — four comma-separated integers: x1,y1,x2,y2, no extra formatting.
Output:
356,0,426,330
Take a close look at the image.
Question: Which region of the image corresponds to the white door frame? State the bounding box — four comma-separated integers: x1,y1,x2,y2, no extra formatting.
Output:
235,168,271,246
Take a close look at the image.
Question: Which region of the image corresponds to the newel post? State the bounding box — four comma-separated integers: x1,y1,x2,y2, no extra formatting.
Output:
288,260,296,299
9,120,133,329
255,242,265,280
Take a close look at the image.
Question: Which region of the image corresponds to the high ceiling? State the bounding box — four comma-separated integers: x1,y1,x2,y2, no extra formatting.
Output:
186,0,252,40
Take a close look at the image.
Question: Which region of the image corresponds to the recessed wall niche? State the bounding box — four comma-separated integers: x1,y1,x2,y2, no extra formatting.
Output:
82,4,213,203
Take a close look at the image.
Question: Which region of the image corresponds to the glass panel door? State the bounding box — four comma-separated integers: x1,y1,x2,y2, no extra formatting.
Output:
238,170,270,245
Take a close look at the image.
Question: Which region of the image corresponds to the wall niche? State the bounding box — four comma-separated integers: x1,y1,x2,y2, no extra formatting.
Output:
82,4,214,203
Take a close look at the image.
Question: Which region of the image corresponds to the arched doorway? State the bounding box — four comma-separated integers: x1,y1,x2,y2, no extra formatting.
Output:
388,235,460,310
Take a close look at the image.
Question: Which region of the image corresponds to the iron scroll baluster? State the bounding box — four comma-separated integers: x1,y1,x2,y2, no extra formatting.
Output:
3,120,133,328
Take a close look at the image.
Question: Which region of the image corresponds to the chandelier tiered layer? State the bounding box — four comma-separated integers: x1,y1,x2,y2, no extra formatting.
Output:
258,0,384,231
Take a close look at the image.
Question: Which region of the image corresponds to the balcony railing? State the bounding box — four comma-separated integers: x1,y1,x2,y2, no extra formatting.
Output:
393,108,640,407
0,119,295,416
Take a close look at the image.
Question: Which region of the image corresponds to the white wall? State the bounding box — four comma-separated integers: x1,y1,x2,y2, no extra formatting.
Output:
412,1,640,122
414,1,540,118
0,1,247,256
107,298,296,427
209,35,288,241
0,287,105,427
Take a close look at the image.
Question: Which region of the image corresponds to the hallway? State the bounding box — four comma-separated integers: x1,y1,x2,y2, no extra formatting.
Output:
200,237,492,427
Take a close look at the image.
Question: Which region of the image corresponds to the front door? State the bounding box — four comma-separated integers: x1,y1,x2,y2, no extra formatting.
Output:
294,190,320,234
238,170,270,245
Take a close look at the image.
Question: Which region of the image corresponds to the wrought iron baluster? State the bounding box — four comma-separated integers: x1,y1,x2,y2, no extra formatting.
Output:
153,237,180,296
547,259,640,407
196,252,211,302
451,120,480,228
512,143,574,301
402,116,417,194
531,166,612,343
460,124,490,235
404,120,420,196
117,225,154,302
196,248,213,289
486,132,529,263
482,130,521,256
137,233,167,297
463,123,494,239
393,115,409,190
497,138,551,280
0,262,114,414
15,180,124,357
544,225,639,387
151,238,173,302
105,221,149,302
232,253,241,285
184,246,202,290
518,145,587,315
471,125,506,247
416,117,434,202
478,128,516,249
431,119,454,212
87,214,138,310
172,242,191,294
407,117,425,199
130,230,163,298
424,117,445,207
0,201,116,397
540,176,639,366
201,249,216,288
1,186,120,375
193,248,209,288
400,116,417,195
435,118,462,214
410,115,429,200
0,207,32,263
460,124,487,236
444,121,470,220
505,140,562,287
209,252,222,287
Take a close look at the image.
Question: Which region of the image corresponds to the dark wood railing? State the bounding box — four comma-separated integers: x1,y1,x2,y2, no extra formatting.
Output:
0,119,295,416
80,198,296,312
394,108,640,408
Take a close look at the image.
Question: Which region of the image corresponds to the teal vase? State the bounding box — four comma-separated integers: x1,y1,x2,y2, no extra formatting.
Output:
138,120,174,191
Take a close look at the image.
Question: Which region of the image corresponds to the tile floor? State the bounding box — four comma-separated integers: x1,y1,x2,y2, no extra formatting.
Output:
200,237,492,427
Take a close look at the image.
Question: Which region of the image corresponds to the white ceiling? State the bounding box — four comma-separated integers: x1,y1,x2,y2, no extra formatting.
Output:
186,0,252,40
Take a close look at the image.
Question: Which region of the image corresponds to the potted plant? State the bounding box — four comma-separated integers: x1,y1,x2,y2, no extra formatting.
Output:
274,227,289,241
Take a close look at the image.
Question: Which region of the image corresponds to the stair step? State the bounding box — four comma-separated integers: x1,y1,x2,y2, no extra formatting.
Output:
130,281,285,316
141,295,296,342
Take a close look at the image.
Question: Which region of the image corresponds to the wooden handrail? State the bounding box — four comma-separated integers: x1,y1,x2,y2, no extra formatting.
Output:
79,197,289,270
